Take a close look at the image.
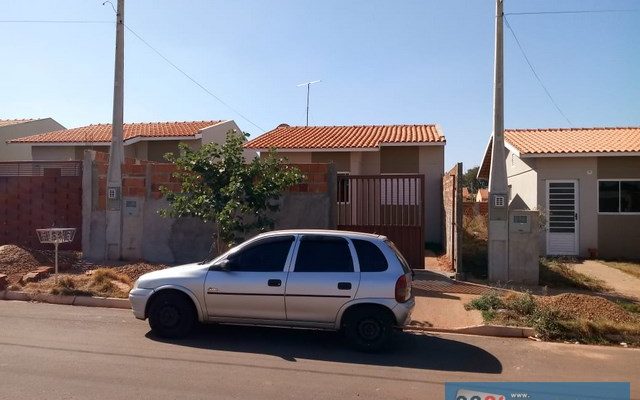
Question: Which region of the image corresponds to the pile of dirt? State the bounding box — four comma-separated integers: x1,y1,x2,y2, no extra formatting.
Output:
537,293,638,324
0,245,42,275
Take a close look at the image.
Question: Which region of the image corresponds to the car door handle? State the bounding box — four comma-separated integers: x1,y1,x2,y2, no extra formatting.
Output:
337,282,352,290
268,279,282,287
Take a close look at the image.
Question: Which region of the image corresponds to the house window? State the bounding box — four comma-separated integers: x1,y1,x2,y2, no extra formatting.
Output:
598,180,640,213
337,172,350,203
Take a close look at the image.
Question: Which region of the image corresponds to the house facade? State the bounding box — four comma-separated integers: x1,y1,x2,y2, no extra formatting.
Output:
244,124,446,245
9,120,256,162
478,127,640,259
0,118,65,161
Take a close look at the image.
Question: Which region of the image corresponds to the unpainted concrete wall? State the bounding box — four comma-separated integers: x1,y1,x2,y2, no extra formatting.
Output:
82,151,335,264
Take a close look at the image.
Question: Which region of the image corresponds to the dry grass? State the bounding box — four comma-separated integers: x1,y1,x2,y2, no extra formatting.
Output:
466,291,640,346
599,260,640,279
539,258,609,292
461,215,488,278
23,268,132,298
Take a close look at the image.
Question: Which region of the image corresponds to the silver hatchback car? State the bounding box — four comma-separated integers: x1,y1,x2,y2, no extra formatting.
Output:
129,229,415,351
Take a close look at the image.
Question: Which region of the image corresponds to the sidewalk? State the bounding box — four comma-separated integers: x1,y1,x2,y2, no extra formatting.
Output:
569,260,640,301
409,270,496,329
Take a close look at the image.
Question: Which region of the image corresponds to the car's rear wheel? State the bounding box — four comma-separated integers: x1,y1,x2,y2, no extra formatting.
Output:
148,291,195,338
343,306,394,352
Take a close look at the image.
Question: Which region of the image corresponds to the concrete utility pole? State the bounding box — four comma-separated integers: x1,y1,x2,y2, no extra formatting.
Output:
296,80,321,126
488,0,509,281
105,0,125,260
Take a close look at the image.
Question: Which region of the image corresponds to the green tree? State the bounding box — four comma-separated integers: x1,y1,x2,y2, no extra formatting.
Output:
160,130,304,255
461,166,487,193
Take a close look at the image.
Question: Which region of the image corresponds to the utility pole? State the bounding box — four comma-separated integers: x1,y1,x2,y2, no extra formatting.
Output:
296,80,321,126
488,0,509,281
105,0,125,260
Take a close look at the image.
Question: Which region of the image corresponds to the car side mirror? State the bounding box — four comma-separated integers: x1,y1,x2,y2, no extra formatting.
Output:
217,257,239,271
212,259,231,271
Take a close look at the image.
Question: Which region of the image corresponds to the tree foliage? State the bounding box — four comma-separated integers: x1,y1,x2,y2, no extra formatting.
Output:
461,166,487,193
160,131,304,252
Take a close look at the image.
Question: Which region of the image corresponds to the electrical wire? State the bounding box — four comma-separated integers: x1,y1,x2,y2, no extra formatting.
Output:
0,20,112,24
123,24,265,132
503,15,573,126
505,9,639,16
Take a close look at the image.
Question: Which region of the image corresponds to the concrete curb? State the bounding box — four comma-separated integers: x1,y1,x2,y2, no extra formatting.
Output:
0,290,130,309
404,324,536,338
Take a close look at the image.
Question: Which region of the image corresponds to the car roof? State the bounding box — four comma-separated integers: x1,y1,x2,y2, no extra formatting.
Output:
255,229,385,241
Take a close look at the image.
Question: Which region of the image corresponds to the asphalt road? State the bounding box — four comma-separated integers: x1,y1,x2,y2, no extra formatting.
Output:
0,301,638,400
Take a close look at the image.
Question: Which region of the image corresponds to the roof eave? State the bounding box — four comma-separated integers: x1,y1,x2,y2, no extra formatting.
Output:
520,151,640,158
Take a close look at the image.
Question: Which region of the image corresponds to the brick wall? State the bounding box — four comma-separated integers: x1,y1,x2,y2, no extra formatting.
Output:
84,152,335,263
0,162,82,250
93,153,329,210
442,163,463,272
463,201,489,217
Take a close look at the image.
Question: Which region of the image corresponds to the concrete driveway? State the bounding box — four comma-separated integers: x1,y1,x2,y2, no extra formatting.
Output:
0,301,638,400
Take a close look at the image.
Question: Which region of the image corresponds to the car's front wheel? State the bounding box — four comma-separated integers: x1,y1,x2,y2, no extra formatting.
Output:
343,306,395,352
148,291,195,338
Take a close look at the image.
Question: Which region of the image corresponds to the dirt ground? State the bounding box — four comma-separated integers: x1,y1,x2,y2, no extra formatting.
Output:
0,244,168,287
537,293,638,324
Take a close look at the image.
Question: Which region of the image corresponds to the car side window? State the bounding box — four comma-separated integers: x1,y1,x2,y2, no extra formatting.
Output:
294,235,354,272
353,239,388,272
227,236,294,272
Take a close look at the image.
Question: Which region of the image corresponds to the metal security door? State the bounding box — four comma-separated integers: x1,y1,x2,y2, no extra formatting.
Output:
546,180,579,255
336,175,424,269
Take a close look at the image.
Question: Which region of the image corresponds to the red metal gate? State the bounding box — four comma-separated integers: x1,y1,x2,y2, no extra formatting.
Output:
337,174,425,269
0,161,83,250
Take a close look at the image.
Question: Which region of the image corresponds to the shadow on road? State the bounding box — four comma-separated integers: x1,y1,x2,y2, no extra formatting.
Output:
146,324,502,374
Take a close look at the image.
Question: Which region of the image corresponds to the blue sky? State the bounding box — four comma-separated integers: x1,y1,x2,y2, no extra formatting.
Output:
1,0,638,168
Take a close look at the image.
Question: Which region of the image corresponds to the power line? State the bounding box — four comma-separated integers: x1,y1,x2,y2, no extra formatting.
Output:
503,15,572,126
0,17,266,132
0,20,112,23
505,9,639,16
124,25,265,132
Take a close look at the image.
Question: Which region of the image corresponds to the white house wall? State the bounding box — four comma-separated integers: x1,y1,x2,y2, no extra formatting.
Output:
1,118,65,161
419,146,445,245
505,149,538,210
201,120,258,160
31,145,76,161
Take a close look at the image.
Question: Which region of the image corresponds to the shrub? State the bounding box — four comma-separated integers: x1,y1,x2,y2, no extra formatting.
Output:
504,292,537,316
465,292,504,312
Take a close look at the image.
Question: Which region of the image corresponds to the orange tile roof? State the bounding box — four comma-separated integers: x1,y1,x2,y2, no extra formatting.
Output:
0,119,34,128
9,121,225,144
506,126,640,155
477,126,640,180
244,124,445,150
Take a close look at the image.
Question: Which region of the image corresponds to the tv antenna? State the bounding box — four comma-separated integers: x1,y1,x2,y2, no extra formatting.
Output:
297,80,321,126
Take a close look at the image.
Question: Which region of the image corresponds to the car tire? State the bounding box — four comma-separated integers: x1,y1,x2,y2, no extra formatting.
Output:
148,291,195,338
343,306,394,352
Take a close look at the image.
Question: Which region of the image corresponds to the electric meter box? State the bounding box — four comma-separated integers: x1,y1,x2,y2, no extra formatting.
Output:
509,211,532,233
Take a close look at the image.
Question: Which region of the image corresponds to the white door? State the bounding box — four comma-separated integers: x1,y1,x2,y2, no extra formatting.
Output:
546,180,579,255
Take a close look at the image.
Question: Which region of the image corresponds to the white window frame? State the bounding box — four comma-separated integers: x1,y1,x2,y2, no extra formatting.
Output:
597,178,640,215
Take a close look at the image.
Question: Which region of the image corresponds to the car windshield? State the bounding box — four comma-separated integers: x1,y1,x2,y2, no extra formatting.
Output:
384,239,411,274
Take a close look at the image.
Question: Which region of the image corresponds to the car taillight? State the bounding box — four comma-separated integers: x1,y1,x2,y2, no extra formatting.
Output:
395,274,411,303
